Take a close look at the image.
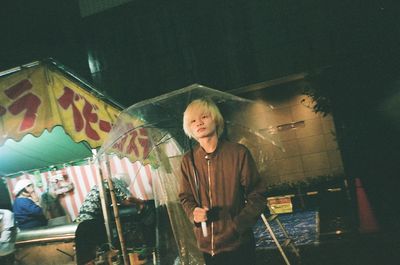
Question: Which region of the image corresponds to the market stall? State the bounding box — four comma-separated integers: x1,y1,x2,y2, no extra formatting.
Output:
0,59,121,176
0,59,140,264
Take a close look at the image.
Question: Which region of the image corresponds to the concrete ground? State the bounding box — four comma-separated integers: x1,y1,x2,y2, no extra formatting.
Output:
257,231,400,265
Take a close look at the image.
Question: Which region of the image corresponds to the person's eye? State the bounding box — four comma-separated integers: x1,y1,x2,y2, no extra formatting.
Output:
190,119,196,124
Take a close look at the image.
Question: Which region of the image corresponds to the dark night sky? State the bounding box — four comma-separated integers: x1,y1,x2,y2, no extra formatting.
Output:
1,0,398,106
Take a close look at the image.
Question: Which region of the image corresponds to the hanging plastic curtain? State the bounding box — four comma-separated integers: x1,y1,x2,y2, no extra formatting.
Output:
97,84,282,265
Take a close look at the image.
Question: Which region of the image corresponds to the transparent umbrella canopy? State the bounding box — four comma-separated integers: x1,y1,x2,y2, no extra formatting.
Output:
98,84,282,265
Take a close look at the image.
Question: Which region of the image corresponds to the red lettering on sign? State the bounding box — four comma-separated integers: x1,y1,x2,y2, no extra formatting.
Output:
110,124,149,160
1,79,41,131
58,87,84,132
99,120,112,132
125,128,150,159
112,134,128,152
58,86,112,141
8,93,41,131
138,128,150,158
5,79,32,99
126,130,139,157
82,99,100,140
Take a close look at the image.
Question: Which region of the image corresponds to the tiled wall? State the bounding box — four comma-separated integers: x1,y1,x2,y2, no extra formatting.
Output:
242,86,344,185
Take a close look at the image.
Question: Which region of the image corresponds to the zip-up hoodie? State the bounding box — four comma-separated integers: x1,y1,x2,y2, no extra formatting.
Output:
179,140,266,255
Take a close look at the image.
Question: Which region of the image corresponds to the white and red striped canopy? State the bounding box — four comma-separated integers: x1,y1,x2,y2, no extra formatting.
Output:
6,155,154,220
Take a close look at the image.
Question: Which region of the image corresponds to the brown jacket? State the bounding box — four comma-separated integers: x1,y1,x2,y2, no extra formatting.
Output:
179,140,266,255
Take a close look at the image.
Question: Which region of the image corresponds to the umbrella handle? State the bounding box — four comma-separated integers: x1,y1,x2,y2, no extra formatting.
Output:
201,221,208,237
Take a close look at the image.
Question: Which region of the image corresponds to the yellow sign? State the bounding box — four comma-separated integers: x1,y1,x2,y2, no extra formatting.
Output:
106,112,154,165
267,196,293,214
0,64,120,148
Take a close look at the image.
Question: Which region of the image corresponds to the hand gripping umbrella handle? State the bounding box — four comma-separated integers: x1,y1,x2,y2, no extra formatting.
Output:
201,221,208,237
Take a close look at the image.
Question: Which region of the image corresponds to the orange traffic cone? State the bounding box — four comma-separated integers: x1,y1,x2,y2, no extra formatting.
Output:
355,178,380,233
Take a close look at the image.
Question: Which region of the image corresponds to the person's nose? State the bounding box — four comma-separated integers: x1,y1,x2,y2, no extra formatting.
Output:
195,119,203,127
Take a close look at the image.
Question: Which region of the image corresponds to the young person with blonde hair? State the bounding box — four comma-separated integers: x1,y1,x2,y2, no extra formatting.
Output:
179,98,266,265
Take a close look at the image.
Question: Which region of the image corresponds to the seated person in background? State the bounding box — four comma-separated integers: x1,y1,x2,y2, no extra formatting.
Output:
12,179,47,229
0,209,16,259
74,173,144,223
74,173,144,265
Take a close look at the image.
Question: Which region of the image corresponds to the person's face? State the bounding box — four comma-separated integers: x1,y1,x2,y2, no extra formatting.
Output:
24,184,34,194
189,109,217,140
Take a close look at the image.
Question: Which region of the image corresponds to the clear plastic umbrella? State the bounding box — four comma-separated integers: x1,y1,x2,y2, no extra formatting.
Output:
97,84,282,265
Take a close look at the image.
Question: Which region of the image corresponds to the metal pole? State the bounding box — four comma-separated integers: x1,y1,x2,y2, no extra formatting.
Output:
261,214,291,265
275,218,301,259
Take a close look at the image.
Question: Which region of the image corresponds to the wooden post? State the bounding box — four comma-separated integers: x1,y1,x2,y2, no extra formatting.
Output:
105,155,130,265
92,149,113,244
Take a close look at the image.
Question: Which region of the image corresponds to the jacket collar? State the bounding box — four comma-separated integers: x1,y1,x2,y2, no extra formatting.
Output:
195,139,225,159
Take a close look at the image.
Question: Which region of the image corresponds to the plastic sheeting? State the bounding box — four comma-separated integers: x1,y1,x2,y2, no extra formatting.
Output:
98,84,281,264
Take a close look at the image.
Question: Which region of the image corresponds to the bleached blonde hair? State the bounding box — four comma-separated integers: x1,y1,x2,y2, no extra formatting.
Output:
183,98,224,139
